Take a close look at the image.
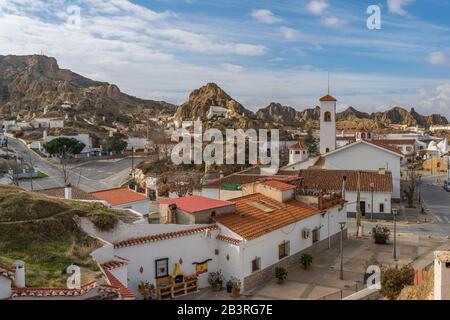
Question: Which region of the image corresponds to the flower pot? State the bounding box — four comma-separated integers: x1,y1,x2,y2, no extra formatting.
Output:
232,288,240,299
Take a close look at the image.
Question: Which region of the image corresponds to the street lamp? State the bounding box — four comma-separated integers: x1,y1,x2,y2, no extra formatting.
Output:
370,182,375,220
392,209,399,261
339,221,346,280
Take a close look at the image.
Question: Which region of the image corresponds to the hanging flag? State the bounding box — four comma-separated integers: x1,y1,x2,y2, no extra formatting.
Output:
192,259,212,276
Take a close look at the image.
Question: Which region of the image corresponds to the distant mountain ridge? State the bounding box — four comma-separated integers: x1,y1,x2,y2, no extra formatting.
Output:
0,55,176,121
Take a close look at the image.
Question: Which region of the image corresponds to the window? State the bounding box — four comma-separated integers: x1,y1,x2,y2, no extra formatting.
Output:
211,211,216,217
252,257,261,272
295,150,301,155
326,148,330,153
379,203,385,213
278,241,290,259
312,228,319,243
324,111,332,122
155,258,169,278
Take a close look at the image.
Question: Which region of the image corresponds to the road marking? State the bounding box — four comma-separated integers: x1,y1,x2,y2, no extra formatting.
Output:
442,216,450,224
436,216,444,223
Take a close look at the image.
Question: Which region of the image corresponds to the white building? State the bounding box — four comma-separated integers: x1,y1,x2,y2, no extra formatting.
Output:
87,180,347,297
31,118,64,129
288,140,309,165
207,106,229,120
320,140,403,200
38,130,93,154
126,137,153,151
434,251,450,300
90,188,150,216
319,94,337,155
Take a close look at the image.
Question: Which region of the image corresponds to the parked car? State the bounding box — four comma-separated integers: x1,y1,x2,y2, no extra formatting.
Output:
444,180,450,192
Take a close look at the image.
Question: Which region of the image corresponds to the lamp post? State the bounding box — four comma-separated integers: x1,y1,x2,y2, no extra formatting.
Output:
392,209,398,261
370,182,375,220
339,221,346,280
418,174,422,204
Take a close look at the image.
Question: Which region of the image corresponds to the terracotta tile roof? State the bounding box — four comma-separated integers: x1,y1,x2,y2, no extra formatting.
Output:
100,260,128,271
262,180,296,191
299,169,393,193
214,193,319,240
90,188,148,206
289,140,308,150
320,94,337,102
0,264,15,280
367,140,404,156
103,270,135,300
158,195,233,213
373,139,416,146
12,281,98,298
203,172,298,189
113,224,218,248
35,186,96,200
216,234,241,245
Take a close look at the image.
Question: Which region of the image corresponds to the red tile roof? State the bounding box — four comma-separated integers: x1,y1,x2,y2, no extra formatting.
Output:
100,260,128,271
299,169,393,193
103,270,135,300
214,193,319,240
216,234,241,245
158,195,233,213
203,173,298,189
0,264,15,280
12,281,98,298
320,94,337,102
367,140,404,156
262,180,296,191
113,224,218,248
289,140,308,150
35,186,96,200
90,188,148,206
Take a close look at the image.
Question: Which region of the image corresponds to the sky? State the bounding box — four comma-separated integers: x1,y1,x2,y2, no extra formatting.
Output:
0,0,449,116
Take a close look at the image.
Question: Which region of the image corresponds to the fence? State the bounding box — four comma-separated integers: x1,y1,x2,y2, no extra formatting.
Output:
318,283,379,300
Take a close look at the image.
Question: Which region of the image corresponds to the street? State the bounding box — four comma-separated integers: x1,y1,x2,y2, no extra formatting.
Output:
7,137,144,192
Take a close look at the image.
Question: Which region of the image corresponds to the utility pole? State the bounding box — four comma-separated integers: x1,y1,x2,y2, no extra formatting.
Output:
370,182,375,220
339,221,346,280
393,209,398,261
356,171,362,236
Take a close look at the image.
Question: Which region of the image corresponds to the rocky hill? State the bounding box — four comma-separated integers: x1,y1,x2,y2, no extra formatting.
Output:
0,55,176,122
173,83,266,130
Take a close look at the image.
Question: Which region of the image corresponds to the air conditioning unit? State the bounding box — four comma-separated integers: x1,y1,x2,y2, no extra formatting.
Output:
302,228,311,239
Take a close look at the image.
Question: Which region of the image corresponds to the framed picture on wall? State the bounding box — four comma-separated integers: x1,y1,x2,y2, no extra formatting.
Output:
155,258,169,278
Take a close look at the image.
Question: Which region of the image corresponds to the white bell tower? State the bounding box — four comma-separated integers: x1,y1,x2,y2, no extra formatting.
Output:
319,93,337,155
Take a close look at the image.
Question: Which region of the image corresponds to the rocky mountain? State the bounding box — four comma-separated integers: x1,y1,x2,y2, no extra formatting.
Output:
0,55,176,121
255,103,447,128
173,83,266,129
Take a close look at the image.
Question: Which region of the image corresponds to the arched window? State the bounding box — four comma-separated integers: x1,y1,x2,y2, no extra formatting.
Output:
367,133,371,139
324,111,332,122
361,132,366,140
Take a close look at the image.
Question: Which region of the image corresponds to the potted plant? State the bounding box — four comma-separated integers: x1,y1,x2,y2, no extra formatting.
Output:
274,266,288,284
230,277,241,298
300,253,313,269
226,280,233,293
208,271,224,291
138,281,155,300
372,225,391,244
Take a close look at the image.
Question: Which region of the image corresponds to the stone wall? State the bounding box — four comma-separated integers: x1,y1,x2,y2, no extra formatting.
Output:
243,229,348,293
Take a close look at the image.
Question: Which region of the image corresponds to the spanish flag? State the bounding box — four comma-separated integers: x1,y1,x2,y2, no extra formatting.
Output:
193,259,212,276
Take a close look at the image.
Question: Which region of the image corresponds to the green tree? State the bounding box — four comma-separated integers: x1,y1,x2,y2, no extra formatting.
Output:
43,137,85,156
102,134,128,154
304,128,317,155
380,265,415,300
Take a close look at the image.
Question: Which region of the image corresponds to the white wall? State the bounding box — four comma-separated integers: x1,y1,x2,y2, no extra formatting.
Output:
201,188,220,200
114,200,150,216
0,276,11,299
345,191,392,214
324,143,401,199
319,100,336,154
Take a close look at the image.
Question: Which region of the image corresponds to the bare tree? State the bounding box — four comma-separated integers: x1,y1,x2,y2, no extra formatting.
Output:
403,165,417,208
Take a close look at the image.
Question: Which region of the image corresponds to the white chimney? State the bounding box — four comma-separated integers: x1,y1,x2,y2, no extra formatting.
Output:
13,261,25,288
434,251,450,300
65,184,72,200
43,129,48,141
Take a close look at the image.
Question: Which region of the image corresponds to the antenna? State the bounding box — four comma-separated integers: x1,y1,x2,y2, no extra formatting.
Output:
327,72,330,95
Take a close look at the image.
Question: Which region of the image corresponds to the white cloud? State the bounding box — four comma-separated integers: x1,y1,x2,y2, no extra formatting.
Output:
320,17,344,27
307,0,329,15
280,27,301,41
428,51,448,65
387,0,414,16
221,63,244,73
250,9,282,24
420,83,450,117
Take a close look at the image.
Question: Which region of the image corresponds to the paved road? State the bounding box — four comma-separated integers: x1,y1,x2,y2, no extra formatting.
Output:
7,137,144,192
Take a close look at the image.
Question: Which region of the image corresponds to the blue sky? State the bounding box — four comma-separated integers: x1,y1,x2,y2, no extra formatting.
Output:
0,0,449,116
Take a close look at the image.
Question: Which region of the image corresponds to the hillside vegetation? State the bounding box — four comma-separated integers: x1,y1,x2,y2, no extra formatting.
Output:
0,185,128,287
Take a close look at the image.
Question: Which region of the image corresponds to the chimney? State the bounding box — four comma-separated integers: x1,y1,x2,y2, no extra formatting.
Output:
13,261,26,288
434,251,450,300
43,129,48,141
64,183,72,200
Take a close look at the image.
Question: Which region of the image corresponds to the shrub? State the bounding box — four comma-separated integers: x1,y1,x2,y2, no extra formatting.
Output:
380,265,415,300
230,277,241,291
89,213,118,231
274,267,288,282
300,253,313,269
372,225,391,244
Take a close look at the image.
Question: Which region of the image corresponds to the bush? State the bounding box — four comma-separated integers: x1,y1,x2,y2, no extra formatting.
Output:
372,225,390,244
300,253,313,269
274,267,288,282
89,213,118,231
380,265,415,300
